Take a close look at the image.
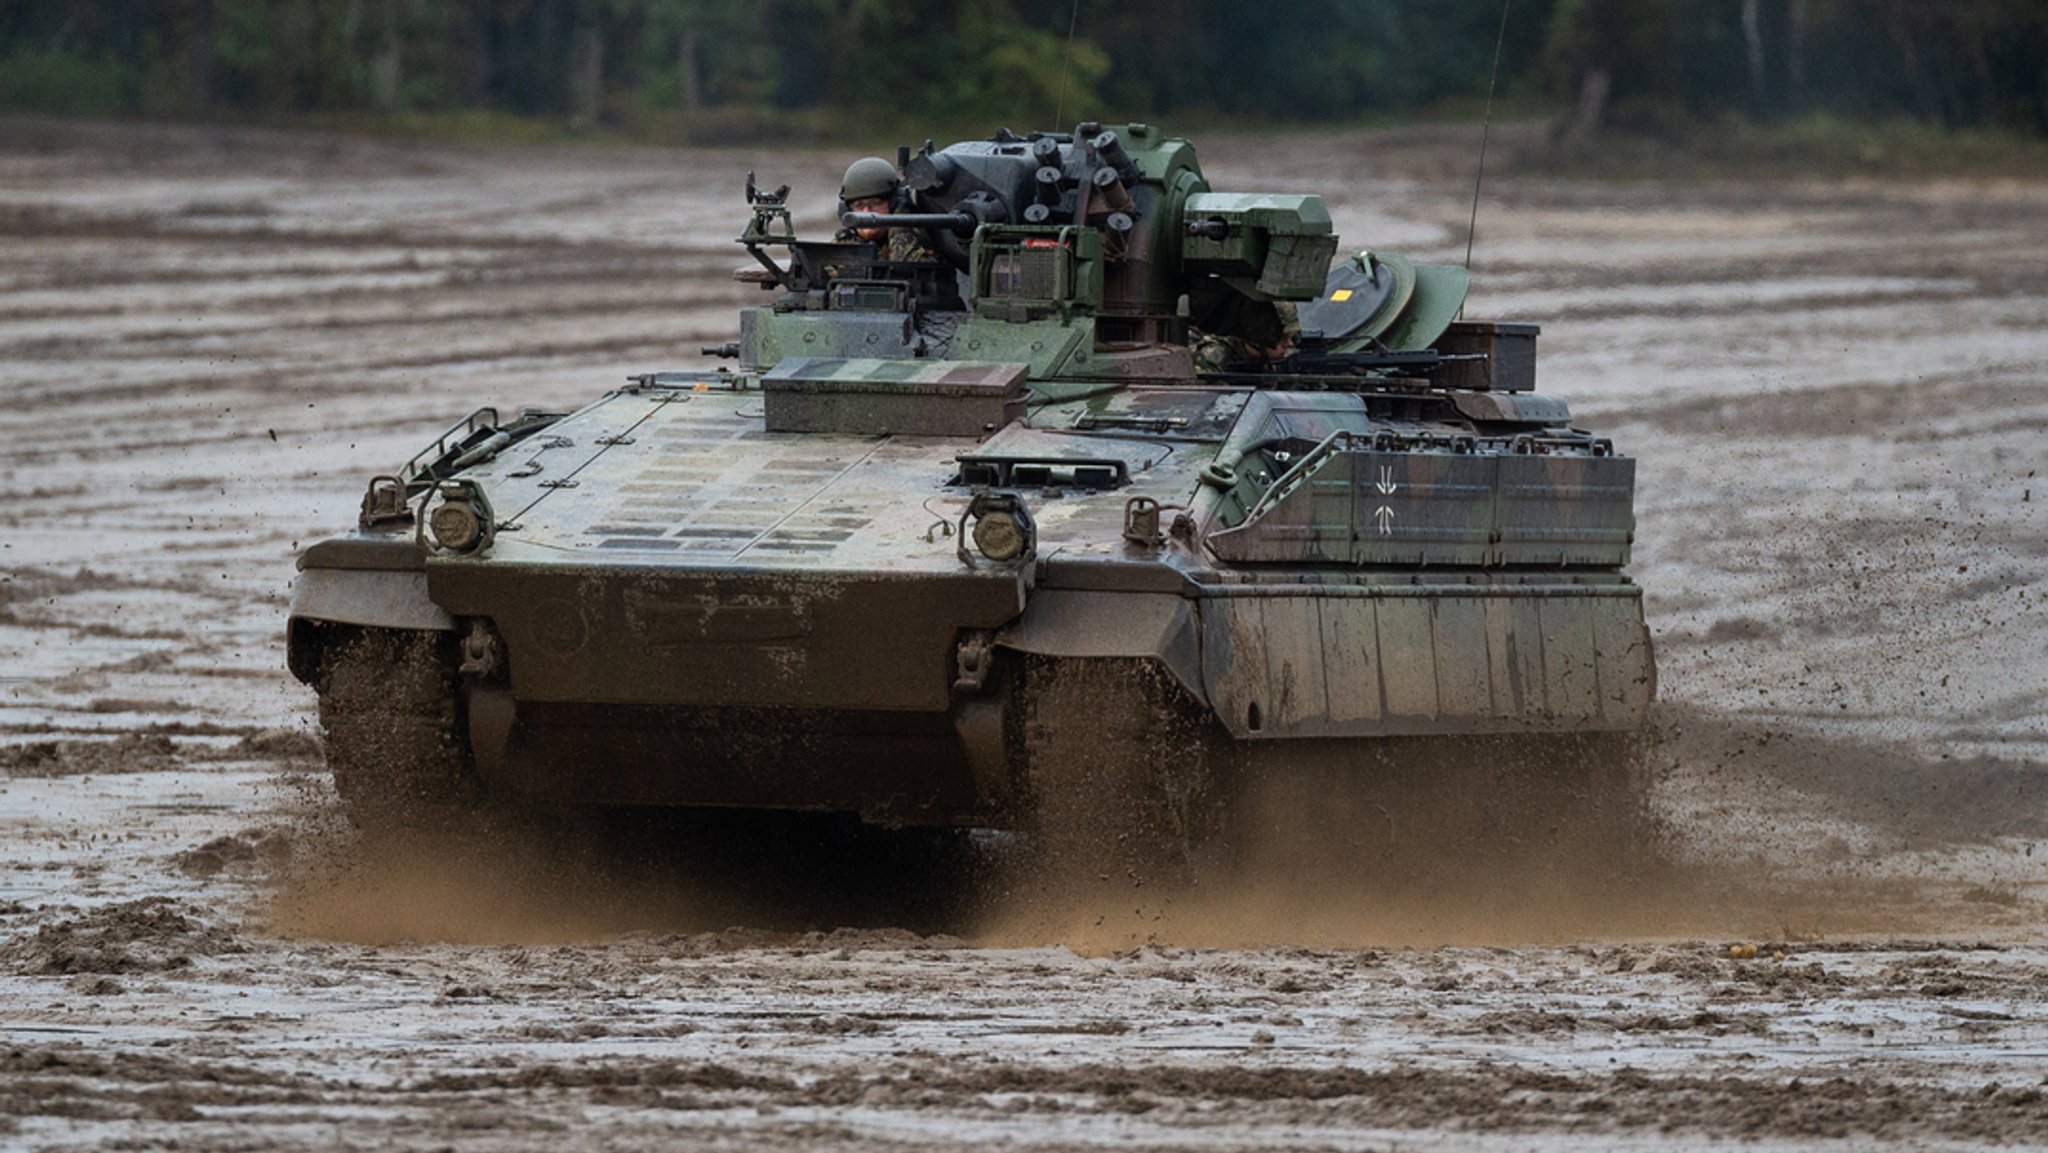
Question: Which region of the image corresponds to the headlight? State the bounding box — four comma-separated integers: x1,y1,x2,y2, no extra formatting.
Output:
429,501,482,551
972,510,1027,562
422,480,496,554
957,493,1035,568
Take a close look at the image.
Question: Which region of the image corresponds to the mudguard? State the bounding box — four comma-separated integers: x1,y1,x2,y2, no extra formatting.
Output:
994,589,1205,703
289,568,454,633
285,538,453,684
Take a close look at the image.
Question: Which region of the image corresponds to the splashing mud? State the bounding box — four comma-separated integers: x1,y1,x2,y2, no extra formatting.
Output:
981,702,2047,952
267,807,985,945
262,701,2044,953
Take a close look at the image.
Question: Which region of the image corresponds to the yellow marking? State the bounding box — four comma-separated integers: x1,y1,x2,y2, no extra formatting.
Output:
1330,288,1353,302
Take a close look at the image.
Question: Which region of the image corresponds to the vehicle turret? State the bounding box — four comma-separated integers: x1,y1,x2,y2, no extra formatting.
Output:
730,123,1339,381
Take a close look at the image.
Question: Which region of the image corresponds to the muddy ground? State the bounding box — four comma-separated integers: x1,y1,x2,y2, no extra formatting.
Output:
1,117,2045,1150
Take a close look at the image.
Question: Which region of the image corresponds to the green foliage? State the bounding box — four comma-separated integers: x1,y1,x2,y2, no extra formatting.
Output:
0,49,129,115
945,0,1107,123
0,0,2042,146
634,0,777,110
1519,110,2048,180
1539,0,2048,138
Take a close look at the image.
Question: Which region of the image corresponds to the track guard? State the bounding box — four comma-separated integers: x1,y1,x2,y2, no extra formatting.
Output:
993,589,1205,705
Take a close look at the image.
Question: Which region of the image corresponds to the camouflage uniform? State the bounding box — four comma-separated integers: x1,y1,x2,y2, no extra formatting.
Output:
825,222,937,281
885,226,936,264
1193,300,1300,372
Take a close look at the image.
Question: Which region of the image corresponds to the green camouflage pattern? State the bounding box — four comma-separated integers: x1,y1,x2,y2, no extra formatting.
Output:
286,123,1654,827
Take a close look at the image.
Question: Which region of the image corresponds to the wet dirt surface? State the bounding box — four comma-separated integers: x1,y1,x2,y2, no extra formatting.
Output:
2,117,2046,1149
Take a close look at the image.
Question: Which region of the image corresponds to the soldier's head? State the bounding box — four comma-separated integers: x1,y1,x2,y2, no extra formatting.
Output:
840,156,900,242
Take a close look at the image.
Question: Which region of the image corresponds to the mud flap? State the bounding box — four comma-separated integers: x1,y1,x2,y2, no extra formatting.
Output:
993,589,1205,705
290,568,454,631
287,569,455,682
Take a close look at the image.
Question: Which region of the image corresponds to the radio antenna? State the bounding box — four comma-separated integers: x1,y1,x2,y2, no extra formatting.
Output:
1463,0,1513,271
1054,0,1082,127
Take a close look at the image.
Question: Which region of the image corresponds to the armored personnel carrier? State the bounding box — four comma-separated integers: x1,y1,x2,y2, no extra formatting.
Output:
287,124,1653,867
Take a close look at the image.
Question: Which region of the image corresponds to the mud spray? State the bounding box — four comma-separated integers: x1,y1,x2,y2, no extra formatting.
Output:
265,701,2047,952
981,702,2046,952
266,803,974,945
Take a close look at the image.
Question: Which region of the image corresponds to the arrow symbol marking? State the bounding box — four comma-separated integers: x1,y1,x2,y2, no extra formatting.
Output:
1371,465,1398,535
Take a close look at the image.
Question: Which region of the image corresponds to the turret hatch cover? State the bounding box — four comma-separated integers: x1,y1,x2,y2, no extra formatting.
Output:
1296,253,1397,340
1380,262,1471,351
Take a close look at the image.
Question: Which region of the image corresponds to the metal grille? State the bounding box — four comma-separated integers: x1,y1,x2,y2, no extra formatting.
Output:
988,248,1059,299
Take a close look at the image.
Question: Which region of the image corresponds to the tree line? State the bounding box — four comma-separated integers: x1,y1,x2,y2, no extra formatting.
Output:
3,0,2043,138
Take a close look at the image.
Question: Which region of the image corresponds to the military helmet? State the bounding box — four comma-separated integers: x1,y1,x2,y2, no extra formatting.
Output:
840,156,900,202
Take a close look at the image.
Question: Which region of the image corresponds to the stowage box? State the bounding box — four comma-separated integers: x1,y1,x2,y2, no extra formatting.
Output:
1436,321,1538,392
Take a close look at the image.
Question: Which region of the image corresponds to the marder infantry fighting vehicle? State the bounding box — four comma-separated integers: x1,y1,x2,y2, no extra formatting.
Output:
287,124,1654,871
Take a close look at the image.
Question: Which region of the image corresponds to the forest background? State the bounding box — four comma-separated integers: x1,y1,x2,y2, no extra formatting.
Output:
3,0,2046,170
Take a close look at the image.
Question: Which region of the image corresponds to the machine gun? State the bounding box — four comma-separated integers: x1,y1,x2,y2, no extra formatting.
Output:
1202,337,1454,391
732,168,963,317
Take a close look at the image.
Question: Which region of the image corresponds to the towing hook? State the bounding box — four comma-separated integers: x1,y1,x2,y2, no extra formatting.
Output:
358,475,412,530
1123,496,1188,548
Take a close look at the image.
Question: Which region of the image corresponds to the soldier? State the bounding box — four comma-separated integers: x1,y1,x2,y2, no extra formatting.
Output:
1192,299,1300,372
837,156,935,263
